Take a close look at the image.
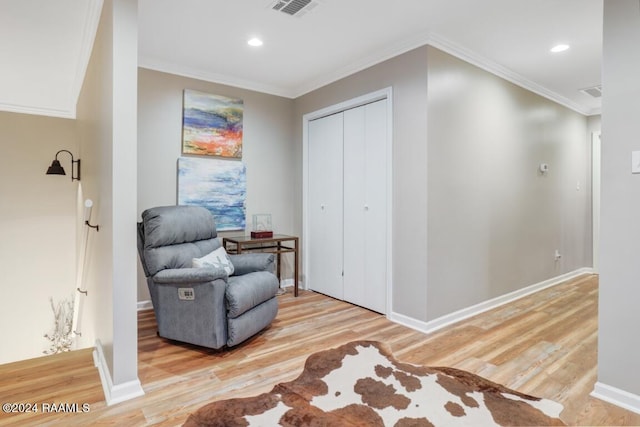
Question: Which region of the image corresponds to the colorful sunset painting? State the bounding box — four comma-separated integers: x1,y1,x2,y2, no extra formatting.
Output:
177,157,246,231
182,90,243,158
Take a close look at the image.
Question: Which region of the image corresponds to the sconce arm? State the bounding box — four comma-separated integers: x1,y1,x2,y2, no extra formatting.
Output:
54,149,81,181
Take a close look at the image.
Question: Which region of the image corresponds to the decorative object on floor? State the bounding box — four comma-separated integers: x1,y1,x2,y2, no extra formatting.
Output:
43,296,74,355
137,205,278,349
45,149,81,181
251,213,273,238
184,340,565,427
177,157,246,231
182,89,243,158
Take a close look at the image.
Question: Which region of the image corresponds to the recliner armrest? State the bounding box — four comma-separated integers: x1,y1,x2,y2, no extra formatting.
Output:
153,267,227,284
229,253,275,275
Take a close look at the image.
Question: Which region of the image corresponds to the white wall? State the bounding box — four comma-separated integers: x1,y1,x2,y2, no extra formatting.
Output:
0,112,78,364
76,0,142,402
137,68,296,302
111,0,139,389
76,0,115,372
597,0,640,401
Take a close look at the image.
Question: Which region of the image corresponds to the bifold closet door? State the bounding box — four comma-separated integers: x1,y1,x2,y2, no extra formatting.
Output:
307,112,344,300
343,99,387,314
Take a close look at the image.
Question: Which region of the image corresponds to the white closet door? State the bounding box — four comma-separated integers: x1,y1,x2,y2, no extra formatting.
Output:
343,99,387,313
308,113,344,300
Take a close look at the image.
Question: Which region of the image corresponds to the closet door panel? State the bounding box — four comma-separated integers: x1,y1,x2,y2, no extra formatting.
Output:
343,99,387,313
308,113,344,300
363,99,388,314
343,106,367,309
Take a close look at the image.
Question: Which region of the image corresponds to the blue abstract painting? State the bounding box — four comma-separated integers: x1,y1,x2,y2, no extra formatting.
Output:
178,157,246,231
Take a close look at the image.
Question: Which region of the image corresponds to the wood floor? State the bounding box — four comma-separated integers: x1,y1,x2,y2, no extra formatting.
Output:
1,274,639,426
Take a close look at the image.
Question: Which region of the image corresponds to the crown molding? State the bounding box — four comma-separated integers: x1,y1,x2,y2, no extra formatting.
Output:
138,56,295,99
297,32,598,116
426,34,593,116
0,102,75,119
291,30,433,98
139,30,596,116
2,10,598,119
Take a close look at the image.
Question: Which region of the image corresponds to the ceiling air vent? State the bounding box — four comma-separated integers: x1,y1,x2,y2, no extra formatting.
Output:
580,85,602,98
270,0,320,17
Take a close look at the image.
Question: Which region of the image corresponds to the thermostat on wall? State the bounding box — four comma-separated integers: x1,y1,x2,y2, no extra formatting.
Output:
632,151,640,174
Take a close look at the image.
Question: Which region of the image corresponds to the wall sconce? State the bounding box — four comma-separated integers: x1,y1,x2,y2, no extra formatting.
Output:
46,149,81,181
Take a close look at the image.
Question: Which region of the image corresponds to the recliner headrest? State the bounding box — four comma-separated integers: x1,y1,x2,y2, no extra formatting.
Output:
138,205,221,276
141,205,217,249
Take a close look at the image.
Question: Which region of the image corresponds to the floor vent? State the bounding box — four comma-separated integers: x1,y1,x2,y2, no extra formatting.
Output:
580,85,602,98
270,0,319,17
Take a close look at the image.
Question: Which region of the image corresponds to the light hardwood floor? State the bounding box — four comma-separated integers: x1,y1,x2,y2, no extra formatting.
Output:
1,274,639,426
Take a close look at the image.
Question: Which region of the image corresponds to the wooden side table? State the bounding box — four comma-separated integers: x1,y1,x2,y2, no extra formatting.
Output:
223,234,299,297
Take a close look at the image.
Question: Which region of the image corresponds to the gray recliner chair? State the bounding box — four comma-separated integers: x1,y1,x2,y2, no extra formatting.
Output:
137,205,279,349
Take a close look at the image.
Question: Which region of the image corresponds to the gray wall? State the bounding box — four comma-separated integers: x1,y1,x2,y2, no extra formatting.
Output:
137,68,296,301
598,0,640,396
426,46,591,319
294,46,430,320
588,115,602,135
294,45,591,323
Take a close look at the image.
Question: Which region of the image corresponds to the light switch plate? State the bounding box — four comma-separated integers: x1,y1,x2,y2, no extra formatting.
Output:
633,151,640,174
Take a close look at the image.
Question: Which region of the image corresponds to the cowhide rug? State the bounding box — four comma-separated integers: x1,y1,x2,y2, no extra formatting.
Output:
184,340,565,427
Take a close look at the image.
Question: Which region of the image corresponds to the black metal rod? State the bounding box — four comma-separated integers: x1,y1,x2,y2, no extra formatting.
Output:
54,150,81,181
85,220,99,232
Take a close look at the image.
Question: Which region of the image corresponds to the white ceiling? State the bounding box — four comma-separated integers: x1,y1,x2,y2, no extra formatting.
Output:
0,0,100,118
0,0,603,118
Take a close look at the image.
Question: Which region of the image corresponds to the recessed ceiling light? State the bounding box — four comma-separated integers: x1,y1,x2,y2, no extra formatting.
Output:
550,44,570,53
247,37,263,47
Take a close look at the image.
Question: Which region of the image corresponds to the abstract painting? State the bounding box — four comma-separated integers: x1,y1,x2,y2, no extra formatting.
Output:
178,157,246,231
182,90,243,158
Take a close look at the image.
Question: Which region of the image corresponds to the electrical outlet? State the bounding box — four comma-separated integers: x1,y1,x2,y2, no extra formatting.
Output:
554,250,562,261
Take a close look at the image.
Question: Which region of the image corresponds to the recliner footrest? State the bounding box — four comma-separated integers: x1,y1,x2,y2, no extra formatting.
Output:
226,272,279,318
227,298,278,347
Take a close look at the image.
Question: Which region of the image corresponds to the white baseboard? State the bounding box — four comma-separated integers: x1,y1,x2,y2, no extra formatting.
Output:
93,340,145,406
137,300,153,311
389,268,593,335
592,382,640,415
